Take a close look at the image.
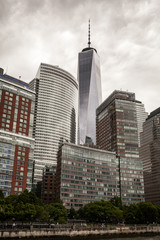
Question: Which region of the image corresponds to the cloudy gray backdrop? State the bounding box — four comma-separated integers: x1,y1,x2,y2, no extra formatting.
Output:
1,0,160,113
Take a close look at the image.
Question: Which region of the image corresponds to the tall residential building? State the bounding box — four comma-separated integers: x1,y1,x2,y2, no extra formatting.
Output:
29,63,78,183
140,108,160,204
78,21,102,144
0,69,35,196
56,142,119,209
96,90,145,205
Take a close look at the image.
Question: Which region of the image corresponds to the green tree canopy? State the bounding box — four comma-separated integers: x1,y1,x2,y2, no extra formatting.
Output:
81,200,123,223
45,202,67,223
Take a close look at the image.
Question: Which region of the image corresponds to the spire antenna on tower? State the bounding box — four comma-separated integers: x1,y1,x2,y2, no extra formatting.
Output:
88,19,91,48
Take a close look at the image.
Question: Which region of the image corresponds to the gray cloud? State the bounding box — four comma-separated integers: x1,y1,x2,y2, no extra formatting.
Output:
1,0,160,113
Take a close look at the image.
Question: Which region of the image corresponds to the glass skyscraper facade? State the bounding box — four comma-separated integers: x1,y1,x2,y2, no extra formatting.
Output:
96,90,145,205
29,63,78,183
0,73,35,196
56,142,119,209
78,47,102,144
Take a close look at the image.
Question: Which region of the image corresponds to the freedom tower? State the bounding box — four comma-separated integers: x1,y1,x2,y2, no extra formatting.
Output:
78,21,102,144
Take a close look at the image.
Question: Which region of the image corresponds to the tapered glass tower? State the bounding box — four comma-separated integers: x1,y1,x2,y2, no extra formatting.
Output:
78,21,102,144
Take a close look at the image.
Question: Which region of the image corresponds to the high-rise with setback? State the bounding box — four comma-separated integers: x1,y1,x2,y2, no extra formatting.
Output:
78,21,102,144
96,90,146,205
29,63,78,183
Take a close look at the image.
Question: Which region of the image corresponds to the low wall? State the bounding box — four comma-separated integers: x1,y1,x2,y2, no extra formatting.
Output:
0,225,160,239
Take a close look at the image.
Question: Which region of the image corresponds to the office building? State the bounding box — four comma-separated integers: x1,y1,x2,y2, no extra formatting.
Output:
96,90,145,205
41,165,56,204
78,21,102,144
0,69,35,196
29,63,78,183
56,142,119,209
140,108,160,204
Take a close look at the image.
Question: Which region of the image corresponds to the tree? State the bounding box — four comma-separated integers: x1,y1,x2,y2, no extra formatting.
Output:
123,204,139,224
110,196,122,209
18,190,41,205
137,202,158,224
0,190,4,199
68,207,77,219
45,202,67,223
81,200,123,223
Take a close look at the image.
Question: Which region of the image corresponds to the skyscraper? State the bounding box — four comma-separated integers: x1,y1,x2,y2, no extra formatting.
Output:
140,108,160,204
29,63,78,183
96,90,146,205
0,69,35,196
78,21,102,144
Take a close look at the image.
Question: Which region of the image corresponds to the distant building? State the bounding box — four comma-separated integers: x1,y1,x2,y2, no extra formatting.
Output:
135,101,148,146
140,108,160,204
96,90,145,205
78,21,102,144
0,69,35,196
41,165,56,204
56,142,119,209
29,63,78,183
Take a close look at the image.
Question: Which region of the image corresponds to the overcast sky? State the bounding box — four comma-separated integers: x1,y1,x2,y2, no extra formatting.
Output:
1,0,160,113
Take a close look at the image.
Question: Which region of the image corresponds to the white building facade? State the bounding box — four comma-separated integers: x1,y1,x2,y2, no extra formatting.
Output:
29,63,78,183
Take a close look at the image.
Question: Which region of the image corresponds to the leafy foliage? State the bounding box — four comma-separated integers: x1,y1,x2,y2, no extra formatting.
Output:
44,202,67,223
1,192,160,224
80,200,123,223
0,190,66,222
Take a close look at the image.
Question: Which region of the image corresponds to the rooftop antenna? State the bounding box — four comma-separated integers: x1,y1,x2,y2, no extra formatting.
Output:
88,19,91,48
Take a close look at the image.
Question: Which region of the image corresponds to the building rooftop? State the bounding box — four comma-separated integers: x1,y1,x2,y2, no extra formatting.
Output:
82,47,97,53
147,107,160,120
0,73,29,88
97,90,137,115
0,67,29,88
